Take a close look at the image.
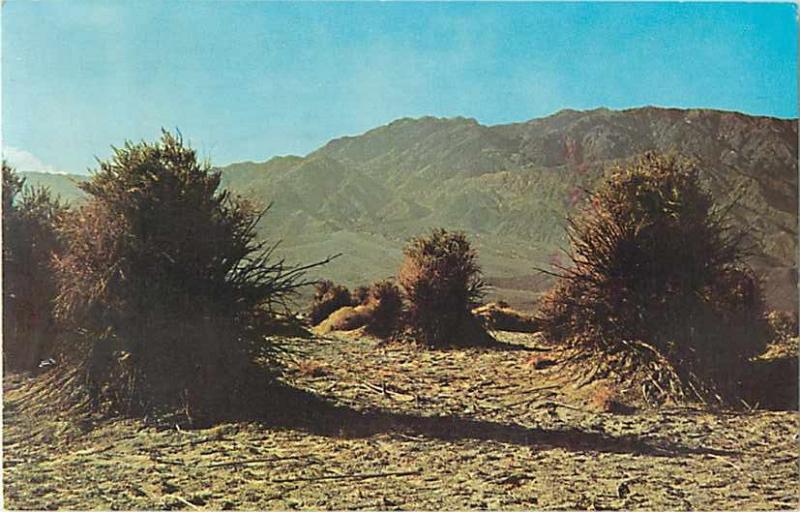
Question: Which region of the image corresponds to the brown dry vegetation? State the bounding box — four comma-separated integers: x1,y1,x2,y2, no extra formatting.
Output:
4,331,798,510
315,305,374,334
473,302,539,333
538,153,770,403
351,285,371,306
311,231,489,346
44,132,329,424
362,280,403,338
399,229,489,347
313,281,402,337
309,281,353,326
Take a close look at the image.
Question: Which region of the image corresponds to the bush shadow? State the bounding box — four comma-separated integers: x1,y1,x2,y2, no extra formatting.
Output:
245,383,738,459
742,356,798,411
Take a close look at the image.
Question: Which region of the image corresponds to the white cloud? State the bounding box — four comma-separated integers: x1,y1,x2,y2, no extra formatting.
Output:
2,147,63,174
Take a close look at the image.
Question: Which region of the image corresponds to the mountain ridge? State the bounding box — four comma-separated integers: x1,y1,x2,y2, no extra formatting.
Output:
19,106,799,311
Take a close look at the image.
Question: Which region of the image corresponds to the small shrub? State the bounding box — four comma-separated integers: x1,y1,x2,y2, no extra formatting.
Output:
398,228,487,346
313,281,402,337
587,384,620,413
473,302,539,333
363,280,403,338
537,153,769,398
351,285,370,305
315,305,373,334
308,280,353,325
2,163,67,370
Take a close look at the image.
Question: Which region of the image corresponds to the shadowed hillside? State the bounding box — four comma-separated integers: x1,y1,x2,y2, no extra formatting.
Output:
22,107,798,311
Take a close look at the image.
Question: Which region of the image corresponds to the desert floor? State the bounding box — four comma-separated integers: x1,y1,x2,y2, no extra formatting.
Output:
4,332,798,510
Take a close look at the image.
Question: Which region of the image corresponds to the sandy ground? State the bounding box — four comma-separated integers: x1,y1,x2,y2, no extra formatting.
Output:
3,332,799,510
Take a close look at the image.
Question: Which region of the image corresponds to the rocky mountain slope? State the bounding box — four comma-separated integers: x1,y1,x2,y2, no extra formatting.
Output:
21,107,798,311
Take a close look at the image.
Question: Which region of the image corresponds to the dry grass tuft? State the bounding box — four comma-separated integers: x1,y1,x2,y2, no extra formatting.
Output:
315,305,374,334
473,302,539,333
363,280,403,338
309,280,353,326
587,384,621,413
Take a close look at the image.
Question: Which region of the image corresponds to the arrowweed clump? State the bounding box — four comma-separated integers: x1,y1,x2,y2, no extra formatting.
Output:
399,229,488,347
538,153,769,399
54,131,325,422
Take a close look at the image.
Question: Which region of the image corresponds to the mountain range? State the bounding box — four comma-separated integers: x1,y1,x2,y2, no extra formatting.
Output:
20,107,799,312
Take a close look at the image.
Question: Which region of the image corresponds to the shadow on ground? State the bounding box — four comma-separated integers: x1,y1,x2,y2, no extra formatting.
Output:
238,383,738,459
742,356,798,411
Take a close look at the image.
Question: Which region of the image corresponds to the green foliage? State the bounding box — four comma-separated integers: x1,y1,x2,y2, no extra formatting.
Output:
308,280,353,325
538,153,770,396
398,229,487,346
53,131,322,422
2,162,67,370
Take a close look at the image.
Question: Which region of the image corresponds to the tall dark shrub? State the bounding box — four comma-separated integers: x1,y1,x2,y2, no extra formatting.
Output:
53,131,324,421
538,153,769,394
2,163,67,370
398,229,486,346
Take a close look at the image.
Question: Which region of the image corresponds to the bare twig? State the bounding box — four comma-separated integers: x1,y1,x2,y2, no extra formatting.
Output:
360,380,416,401
174,496,200,510
706,453,743,472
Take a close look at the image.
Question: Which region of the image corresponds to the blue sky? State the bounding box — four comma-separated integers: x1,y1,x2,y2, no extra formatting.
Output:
2,1,797,174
